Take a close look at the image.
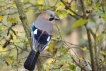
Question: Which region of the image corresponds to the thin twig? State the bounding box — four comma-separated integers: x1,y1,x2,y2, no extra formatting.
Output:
71,57,87,71
101,0,105,13
60,0,82,19
79,0,86,18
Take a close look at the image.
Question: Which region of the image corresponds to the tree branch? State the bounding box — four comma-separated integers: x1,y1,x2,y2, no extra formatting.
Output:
14,0,43,71
79,0,86,18
85,26,96,71
79,0,96,70
14,0,31,46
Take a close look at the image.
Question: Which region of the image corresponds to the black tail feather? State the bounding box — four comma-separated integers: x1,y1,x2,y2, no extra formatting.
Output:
24,49,40,71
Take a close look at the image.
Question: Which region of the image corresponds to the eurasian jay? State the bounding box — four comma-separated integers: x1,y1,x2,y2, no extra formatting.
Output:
24,10,60,71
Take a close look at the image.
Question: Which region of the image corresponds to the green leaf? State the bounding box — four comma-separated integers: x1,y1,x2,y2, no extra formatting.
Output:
68,63,76,71
102,14,106,20
96,34,104,41
72,19,87,28
7,56,14,59
100,50,106,55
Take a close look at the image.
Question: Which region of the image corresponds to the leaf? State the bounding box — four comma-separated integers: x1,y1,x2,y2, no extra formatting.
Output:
9,1,16,8
0,25,6,30
39,5,46,11
96,34,104,41
59,46,67,53
7,16,17,23
63,0,68,2
45,58,55,64
102,14,106,20
0,16,3,21
56,1,65,11
67,10,74,15
100,50,106,55
92,3,99,10
72,19,88,28
68,63,76,71
70,1,75,10
25,8,29,12
7,56,14,59
7,16,10,22
81,47,88,51
55,10,67,19
36,0,43,4
87,0,92,4
11,18,17,23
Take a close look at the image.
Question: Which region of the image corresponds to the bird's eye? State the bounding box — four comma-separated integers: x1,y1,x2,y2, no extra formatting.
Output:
49,14,54,21
50,14,53,17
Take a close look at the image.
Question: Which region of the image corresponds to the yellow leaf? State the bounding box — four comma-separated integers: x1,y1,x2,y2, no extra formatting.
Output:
7,30,17,43
36,0,43,4
25,8,29,12
56,10,67,19
81,47,88,51
87,0,92,4
47,41,55,53
67,1,78,15
1,7,5,11
21,0,23,2
100,50,106,55
70,1,75,10
7,16,11,22
63,0,68,2
56,2,65,11
45,58,55,64
7,16,17,23
9,1,16,8
0,45,9,56
0,25,6,30
11,18,17,23
0,16,3,21
39,6,46,11
66,10,74,15
21,0,29,2
92,3,98,10
80,56,84,60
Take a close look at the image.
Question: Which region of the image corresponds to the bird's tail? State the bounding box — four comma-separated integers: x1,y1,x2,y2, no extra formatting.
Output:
24,49,40,71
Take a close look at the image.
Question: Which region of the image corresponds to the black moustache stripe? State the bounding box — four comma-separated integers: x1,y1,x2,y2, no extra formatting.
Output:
49,18,54,21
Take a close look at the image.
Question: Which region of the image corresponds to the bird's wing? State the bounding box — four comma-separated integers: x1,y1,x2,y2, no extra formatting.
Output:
30,23,51,52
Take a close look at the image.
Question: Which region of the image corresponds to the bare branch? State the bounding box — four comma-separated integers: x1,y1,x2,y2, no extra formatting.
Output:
85,26,96,71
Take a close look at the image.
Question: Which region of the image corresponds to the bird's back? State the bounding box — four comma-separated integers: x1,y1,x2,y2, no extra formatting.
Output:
34,18,53,35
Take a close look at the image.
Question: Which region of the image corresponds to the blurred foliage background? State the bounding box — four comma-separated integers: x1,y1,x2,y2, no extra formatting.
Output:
0,0,106,71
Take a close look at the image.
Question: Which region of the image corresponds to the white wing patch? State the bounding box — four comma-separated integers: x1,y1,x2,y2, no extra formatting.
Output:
47,36,50,41
34,29,38,34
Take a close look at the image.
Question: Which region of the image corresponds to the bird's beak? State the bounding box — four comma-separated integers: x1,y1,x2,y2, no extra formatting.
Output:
55,16,60,20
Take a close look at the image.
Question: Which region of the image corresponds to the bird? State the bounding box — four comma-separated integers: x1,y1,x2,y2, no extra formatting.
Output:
24,10,60,71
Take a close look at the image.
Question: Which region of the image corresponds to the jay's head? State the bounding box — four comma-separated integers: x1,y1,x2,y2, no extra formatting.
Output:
37,10,60,23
